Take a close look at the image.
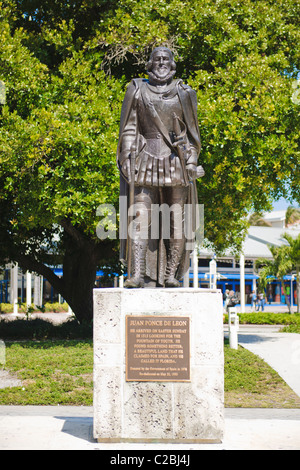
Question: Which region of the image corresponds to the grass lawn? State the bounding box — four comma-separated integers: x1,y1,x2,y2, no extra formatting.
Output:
1,339,300,408
0,340,93,405
224,340,300,408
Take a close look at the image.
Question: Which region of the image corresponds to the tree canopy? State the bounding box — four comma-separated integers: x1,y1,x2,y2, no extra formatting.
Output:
256,243,293,312
0,0,300,320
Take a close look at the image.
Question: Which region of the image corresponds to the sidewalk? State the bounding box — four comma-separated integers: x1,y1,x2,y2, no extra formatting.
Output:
0,406,300,450
237,304,299,313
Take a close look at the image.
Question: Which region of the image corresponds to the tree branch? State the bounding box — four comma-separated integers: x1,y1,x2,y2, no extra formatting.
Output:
14,252,66,298
60,217,89,247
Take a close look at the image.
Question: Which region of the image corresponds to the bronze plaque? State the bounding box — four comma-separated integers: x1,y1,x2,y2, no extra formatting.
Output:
126,316,190,382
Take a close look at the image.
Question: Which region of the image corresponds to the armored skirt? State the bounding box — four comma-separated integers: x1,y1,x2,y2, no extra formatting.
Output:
134,150,185,187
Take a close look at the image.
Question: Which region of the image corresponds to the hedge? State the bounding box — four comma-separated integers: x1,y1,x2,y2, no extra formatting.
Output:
0,302,69,313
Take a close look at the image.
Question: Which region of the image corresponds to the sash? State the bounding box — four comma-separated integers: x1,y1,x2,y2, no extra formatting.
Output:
139,81,183,155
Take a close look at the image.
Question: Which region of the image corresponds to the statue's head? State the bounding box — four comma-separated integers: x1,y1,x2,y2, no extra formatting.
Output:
147,47,176,85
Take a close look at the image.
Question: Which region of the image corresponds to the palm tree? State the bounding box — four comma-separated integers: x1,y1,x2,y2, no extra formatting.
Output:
248,212,272,227
256,244,293,313
282,233,300,314
285,206,300,227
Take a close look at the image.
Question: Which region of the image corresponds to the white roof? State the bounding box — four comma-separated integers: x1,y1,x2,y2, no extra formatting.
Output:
199,225,300,259
243,226,289,258
262,210,286,222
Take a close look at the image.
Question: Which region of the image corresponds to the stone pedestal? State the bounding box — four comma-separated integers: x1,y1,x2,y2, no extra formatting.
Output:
93,288,224,443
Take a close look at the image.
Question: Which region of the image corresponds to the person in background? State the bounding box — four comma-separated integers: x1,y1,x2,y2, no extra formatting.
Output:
250,290,257,311
223,289,230,312
257,292,265,311
227,290,238,312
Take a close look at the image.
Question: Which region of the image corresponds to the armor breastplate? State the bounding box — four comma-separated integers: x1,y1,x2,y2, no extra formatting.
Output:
134,80,186,187
137,82,183,157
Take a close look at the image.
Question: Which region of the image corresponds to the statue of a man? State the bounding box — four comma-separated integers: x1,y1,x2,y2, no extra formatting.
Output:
117,47,204,288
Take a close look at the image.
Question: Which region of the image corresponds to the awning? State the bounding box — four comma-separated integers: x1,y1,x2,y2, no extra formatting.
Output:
53,268,63,276
53,268,295,282
53,268,110,277
267,275,297,281
193,272,259,280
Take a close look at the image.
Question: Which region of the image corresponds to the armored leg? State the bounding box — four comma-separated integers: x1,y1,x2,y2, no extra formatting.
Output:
125,187,155,288
162,186,188,287
165,239,185,287
124,239,147,287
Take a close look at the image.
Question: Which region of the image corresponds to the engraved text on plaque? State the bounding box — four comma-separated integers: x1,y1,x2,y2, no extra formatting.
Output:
126,316,190,381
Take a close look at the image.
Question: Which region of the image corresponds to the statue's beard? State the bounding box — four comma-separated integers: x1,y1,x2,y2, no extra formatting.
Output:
148,69,176,85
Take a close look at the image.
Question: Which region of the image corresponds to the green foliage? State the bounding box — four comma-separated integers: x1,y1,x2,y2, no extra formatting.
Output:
281,232,300,313
43,302,68,313
0,303,13,313
0,302,69,313
90,0,300,251
1,0,300,252
0,0,300,318
0,49,123,240
257,245,293,286
285,206,300,226
224,312,300,325
235,312,300,325
256,234,300,313
282,323,300,333
283,233,300,267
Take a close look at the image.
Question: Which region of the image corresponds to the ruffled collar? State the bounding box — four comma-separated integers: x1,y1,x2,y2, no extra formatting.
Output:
146,77,178,99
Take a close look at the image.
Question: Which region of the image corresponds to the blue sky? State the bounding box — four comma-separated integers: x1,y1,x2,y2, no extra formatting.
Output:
272,197,300,211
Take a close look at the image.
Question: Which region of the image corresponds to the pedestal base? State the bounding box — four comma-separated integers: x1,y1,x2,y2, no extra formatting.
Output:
93,288,224,443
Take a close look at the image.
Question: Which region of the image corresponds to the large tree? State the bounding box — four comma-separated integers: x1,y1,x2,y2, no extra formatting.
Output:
0,2,123,322
0,0,299,321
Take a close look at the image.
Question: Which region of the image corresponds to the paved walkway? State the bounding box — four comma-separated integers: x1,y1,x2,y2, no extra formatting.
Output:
0,406,299,450
238,304,299,313
0,312,73,324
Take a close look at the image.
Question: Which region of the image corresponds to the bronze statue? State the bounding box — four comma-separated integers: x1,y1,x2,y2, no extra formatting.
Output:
117,47,204,288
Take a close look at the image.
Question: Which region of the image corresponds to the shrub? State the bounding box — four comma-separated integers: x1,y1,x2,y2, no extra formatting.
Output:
0,303,13,313
19,303,36,313
44,302,69,312
224,312,300,325
0,302,69,313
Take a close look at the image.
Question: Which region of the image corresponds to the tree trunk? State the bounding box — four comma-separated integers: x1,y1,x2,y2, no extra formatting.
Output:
281,280,292,314
14,220,116,324
61,242,98,323
15,240,99,324
296,265,300,314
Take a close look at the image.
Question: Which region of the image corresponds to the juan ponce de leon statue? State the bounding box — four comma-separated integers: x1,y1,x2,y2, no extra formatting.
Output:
117,47,205,288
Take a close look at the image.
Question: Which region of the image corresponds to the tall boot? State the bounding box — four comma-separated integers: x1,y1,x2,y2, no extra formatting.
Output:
165,239,185,288
124,240,147,288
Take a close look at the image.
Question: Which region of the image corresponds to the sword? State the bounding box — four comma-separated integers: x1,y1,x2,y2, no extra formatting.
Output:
127,141,137,279
172,113,189,187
